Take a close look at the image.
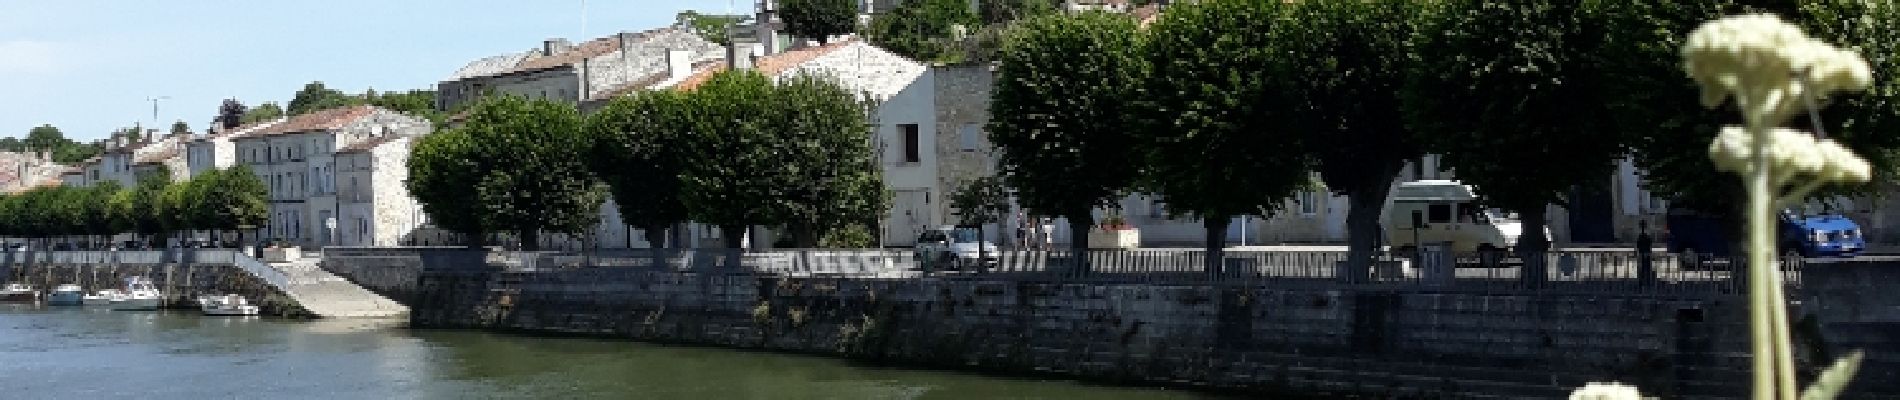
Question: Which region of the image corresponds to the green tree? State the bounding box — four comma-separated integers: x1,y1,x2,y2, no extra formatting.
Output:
199,166,269,246
1406,0,1643,284
679,71,779,248
866,0,980,62
366,89,440,122
1139,0,1319,274
780,0,859,44
446,95,606,251
586,90,694,248
760,75,886,248
126,170,172,245
988,13,1144,272
679,11,747,45
215,99,248,131
242,102,285,124
949,176,1010,261
169,121,191,136
287,81,362,116
408,129,488,247
979,0,1056,25
0,137,22,152
50,143,99,164
24,124,65,154
1274,0,1425,280
80,181,123,246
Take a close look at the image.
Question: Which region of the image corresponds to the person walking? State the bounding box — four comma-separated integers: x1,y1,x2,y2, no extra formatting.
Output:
1636,220,1656,288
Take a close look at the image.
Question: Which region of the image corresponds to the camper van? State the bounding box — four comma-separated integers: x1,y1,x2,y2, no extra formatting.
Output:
1383,180,1533,253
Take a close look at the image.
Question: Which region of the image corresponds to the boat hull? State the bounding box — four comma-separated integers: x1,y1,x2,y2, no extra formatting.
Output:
45,292,83,306
0,292,37,303
111,298,160,311
202,306,260,316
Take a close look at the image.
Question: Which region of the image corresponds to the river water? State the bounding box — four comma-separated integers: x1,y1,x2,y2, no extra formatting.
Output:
0,305,1223,399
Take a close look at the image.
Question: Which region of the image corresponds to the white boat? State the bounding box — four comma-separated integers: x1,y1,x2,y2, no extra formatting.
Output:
0,283,38,303
45,284,83,306
110,277,162,311
84,289,123,306
200,294,259,316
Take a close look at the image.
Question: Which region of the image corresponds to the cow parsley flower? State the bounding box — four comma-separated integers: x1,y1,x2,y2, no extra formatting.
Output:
1568,382,1648,400
1682,14,1872,127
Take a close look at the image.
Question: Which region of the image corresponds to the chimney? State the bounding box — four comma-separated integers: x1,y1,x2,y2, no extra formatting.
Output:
618,31,640,61
667,49,694,80
110,133,123,150
727,41,762,70
543,38,571,56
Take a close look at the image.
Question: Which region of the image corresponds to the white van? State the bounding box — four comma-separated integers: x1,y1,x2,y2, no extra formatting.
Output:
1382,180,1530,253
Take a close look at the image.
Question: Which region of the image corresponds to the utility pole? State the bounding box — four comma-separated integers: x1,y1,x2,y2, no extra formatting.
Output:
146,96,170,128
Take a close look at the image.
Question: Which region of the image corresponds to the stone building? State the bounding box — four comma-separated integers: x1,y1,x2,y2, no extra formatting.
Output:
187,119,282,178
0,151,69,193
436,27,725,113
334,136,427,247
232,106,431,248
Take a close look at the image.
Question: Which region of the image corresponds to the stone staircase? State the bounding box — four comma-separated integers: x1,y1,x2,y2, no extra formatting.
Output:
266,256,409,319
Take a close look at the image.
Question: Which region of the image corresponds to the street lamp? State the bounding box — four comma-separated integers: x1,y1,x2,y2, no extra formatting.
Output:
146,96,171,127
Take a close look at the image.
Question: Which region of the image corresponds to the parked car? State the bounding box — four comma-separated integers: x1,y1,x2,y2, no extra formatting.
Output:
1665,209,1864,258
914,226,999,271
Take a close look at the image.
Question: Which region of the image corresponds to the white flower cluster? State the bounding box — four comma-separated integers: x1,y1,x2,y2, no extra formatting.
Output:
1710,127,1872,183
1568,382,1649,400
1683,14,1876,191
1682,14,1873,127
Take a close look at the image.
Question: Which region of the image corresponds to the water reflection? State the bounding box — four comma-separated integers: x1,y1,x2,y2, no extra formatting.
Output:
0,305,1224,399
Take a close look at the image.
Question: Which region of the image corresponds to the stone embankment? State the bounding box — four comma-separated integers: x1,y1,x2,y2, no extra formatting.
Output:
1,250,408,319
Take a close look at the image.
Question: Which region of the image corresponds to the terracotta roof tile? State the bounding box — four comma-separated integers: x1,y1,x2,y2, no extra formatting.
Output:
673,40,860,91
505,34,626,75
245,105,378,138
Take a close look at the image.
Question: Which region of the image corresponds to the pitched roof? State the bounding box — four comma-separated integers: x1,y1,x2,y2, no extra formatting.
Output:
133,148,179,165
673,40,862,91
244,105,379,138
591,60,723,100
335,135,405,154
506,36,625,75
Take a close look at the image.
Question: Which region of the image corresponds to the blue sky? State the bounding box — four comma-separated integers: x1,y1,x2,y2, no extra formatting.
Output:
0,0,745,142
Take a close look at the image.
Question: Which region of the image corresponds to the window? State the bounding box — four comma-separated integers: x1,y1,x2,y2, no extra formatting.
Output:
899,124,920,163
1298,192,1319,215
959,124,980,152
1427,203,1452,223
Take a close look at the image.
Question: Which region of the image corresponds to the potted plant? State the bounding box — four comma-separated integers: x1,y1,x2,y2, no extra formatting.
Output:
1087,210,1141,249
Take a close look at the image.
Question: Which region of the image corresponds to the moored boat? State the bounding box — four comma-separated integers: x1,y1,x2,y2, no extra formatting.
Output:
83,289,122,306
200,294,259,316
45,284,83,306
110,277,161,311
0,283,39,303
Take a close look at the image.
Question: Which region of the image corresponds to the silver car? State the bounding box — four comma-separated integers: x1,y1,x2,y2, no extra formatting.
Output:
914,226,999,271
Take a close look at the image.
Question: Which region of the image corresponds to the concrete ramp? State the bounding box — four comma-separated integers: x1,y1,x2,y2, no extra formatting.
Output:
245,255,408,319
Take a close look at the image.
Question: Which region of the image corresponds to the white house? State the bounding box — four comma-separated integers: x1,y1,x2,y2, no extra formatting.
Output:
334,136,428,247
232,105,431,248
187,119,282,178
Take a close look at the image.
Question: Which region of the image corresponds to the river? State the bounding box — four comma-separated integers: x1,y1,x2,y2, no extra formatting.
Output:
0,304,1226,399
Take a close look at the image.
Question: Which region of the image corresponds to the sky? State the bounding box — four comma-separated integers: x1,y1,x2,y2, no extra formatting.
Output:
0,0,746,142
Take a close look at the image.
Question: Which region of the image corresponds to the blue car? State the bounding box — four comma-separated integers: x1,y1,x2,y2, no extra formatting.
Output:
1665,209,1864,258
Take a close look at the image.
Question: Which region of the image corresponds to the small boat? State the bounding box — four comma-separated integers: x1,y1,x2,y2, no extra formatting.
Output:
83,289,123,306
200,294,259,316
45,284,83,306
110,277,162,311
0,283,39,303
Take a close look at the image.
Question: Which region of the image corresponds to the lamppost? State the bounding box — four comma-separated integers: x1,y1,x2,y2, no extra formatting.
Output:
146,96,170,127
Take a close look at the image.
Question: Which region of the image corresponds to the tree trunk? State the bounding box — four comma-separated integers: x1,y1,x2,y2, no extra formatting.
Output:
641,225,669,249
1066,213,1092,276
719,225,746,249
1517,206,1551,288
520,229,541,251
1342,178,1396,283
1204,216,1231,278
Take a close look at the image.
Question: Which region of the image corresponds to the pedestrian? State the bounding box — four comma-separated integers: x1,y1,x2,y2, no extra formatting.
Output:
1040,218,1055,251
1636,220,1655,287
1014,211,1028,249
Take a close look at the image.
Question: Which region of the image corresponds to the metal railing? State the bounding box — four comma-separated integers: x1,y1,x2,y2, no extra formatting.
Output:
317,247,1814,297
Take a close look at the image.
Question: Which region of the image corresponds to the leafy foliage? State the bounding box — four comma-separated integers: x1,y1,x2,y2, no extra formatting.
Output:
242,102,285,124
1406,0,1642,256
949,176,1011,227
988,12,1144,261
7,124,101,163
408,127,487,246
866,0,980,63
197,166,269,233
586,90,695,248
1139,0,1315,231
979,0,1056,25
420,95,606,250
780,0,859,44
215,99,247,130
679,11,747,46
364,89,440,123
287,81,362,116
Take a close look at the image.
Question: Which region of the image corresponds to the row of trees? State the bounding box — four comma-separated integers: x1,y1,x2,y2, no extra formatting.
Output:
2,125,102,163
0,166,267,247
987,0,1900,277
407,70,883,250
213,82,441,131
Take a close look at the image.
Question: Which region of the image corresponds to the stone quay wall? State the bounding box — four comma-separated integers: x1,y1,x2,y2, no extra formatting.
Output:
4,261,312,318
413,265,1774,398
